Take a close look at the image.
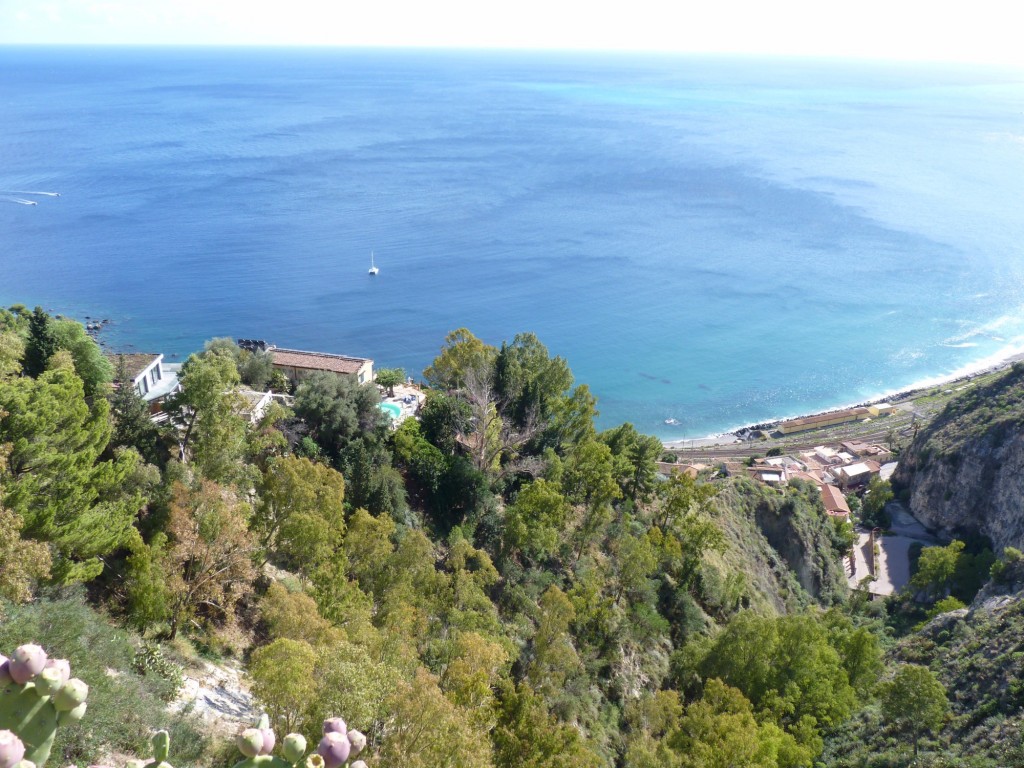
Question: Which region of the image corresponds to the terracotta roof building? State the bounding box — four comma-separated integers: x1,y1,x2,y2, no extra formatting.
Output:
270,347,374,385
820,484,852,517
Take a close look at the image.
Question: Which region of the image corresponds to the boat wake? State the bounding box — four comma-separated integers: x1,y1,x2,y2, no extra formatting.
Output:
3,197,37,205
12,190,60,197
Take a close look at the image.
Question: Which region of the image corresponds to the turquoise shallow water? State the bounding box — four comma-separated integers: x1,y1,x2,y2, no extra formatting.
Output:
3,47,1024,437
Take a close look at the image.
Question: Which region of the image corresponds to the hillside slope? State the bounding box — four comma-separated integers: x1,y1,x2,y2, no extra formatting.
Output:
711,478,848,614
823,566,1024,767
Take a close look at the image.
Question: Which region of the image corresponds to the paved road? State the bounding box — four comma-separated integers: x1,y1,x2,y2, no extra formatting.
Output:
847,502,939,596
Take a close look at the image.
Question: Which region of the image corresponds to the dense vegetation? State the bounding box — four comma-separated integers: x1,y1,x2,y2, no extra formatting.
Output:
5,305,1019,767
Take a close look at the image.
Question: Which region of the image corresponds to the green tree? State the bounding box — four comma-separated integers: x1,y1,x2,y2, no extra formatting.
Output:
165,350,248,480
699,612,857,733
424,328,497,391
269,369,291,393
668,679,812,768
0,504,51,603
0,362,146,583
821,610,883,696
526,585,581,700
560,438,621,511
308,639,401,744
22,305,56,378
256,455,346,575
239,350,275,391
439,630,509,726
378,667,494,768
861,475,893,528
653,473,724,589
0,323,25,379
602,423,662,505
492,680,603,768
559,438,620,558
342,437,408,519
504,479,570,564
912,539,965,601
51,318,113,397
293,371,384,461
124,532,173,633
493,332,572,431
260,582,345,649
250,637,319,734
419,391,472,455
392,419,448,505
376,367,405,397
881,664,949,756
545,384,598,450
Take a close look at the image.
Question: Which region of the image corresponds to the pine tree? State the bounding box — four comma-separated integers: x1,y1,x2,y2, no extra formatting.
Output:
22,305,56,377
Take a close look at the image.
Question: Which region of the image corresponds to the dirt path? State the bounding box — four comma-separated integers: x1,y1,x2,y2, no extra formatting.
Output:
170,660,259,730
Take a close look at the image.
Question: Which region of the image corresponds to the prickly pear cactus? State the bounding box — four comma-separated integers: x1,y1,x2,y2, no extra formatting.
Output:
0,645,89,768
228,715,368,768
137,728,173,768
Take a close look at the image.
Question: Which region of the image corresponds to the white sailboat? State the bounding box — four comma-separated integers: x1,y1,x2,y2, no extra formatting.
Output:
368,251,379,275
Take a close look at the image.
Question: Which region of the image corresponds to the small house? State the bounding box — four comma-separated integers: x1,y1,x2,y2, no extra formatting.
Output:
820,484,852,518
110,353,181,403
269,347,374,386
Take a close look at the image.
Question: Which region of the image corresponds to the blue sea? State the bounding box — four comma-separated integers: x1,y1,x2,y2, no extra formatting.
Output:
3,47,1024,438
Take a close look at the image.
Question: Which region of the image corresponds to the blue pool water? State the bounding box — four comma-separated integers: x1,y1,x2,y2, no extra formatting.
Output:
378,401,403,420
3,47,1024,437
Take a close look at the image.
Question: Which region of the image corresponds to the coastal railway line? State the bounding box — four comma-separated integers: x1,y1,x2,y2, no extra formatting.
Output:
666,369,1003,464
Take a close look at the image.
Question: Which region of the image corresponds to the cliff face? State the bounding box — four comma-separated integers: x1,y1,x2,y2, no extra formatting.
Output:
896,364,1024,551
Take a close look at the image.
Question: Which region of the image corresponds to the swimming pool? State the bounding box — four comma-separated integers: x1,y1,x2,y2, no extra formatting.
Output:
377,401,402,420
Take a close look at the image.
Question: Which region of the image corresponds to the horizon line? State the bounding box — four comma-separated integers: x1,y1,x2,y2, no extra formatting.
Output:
2,42,1021,69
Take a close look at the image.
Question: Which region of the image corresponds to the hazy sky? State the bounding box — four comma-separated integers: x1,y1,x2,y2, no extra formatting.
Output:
1,0,1021,66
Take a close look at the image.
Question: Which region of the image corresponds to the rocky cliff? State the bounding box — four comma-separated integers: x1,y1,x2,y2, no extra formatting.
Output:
895,363,1024,551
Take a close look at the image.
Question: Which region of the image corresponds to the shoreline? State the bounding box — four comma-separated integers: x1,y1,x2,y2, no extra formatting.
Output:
663,349,1024,450
11,302,1023,453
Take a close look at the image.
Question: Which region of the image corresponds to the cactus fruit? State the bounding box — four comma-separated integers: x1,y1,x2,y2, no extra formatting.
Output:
227,716,295,768
345,731,364,759
258,729,275,757
349,763,367,768
51,679,88,714
7,647,46,687
40,664,68,692
228,716,367,768
0,730,26,768
320,719,346,737
315,732,350,768
236,730,264,759
0,645,89,768
281,734,306,763
138,729,175,768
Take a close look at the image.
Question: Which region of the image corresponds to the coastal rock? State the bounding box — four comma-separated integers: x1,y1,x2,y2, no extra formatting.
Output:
895,363,1024,551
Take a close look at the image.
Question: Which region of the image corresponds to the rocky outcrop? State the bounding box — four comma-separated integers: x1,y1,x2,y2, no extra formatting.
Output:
895,364,1024,551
